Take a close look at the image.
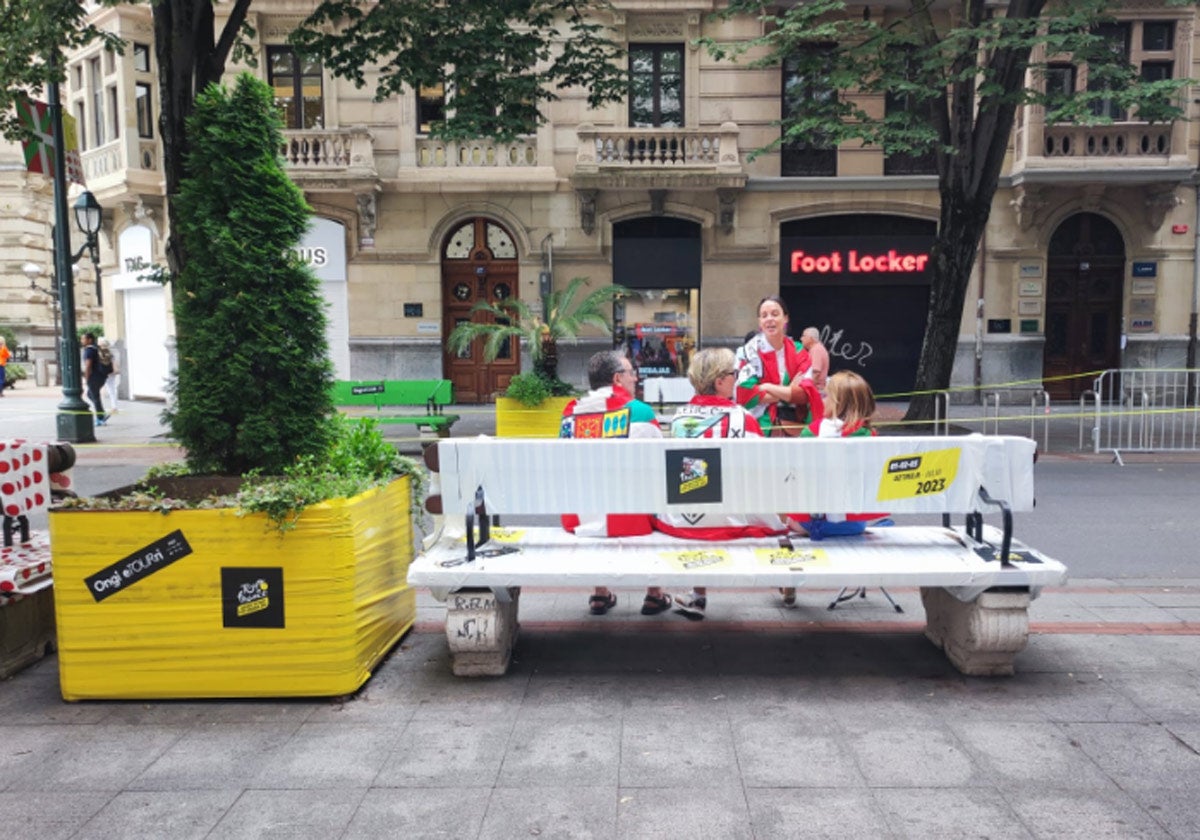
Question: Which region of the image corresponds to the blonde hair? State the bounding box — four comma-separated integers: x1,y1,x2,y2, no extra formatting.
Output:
688,347,737,395
823,371,875,431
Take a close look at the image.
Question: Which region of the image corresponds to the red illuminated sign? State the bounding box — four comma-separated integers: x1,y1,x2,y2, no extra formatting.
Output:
790,249,930,275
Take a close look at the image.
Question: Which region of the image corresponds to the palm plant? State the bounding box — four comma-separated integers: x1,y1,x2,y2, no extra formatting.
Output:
448,277,628,391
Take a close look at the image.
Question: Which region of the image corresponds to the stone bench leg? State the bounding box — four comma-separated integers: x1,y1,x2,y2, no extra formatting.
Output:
921,587,1031,677
445,587,520,676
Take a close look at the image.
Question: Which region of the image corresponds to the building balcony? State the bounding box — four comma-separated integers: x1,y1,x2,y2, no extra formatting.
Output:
416,136,538,167
1013,119,1191,178
280,127,378,190
80,137,162,201
571,123,746,191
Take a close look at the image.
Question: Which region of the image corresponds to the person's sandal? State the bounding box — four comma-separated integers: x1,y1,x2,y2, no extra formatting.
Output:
589,592,617,615
674,592,707,621
640,593,672,615
780,587,797,607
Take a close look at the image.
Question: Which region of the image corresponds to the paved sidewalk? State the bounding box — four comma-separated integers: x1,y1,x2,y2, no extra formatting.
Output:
2,384,1199,838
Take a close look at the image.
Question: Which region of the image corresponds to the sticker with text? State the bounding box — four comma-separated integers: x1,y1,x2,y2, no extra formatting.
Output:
877,447,961,502
754,547,829,568
456,527,525,544
85,529,193,602
221,567,285,628
660,548,733,572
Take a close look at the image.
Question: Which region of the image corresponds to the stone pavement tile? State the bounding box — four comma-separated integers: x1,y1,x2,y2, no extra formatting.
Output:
70,789,240,840
0,790,112,840
1061,722,1200,791
1103,671,1200,722
1085,607,1186,624
730,717,866,788
517,674,627,722
1138,590,1200,608
1004,787,1172,839
373,718,512,787
100,698,318,727
619,709,738,788
1055,591,1159,608
0,724,183,791
207,789,366,840
498,717,621,786
844,725,987,788
874,788,1035,839
621,671,728,714
713,674,832,724
515,629,720,676
400,664,530,722
1132,788,1200,839
745,788,890,839
617,785,752,840
820,675,948,732
129,722,306,790
347,786,490,838
948,721,1117,791
1165,606,1200,623
1018,635,1200,674
249,723,401,789
478,786,616,839
0,659,114,725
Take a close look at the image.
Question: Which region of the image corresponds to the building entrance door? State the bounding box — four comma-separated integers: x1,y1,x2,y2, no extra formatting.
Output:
1042,213,1125,399
441,218,520,403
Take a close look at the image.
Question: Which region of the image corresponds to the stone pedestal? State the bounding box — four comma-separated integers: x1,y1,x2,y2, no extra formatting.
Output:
0,589,56,679
921,587,1031,676
445,587,520,676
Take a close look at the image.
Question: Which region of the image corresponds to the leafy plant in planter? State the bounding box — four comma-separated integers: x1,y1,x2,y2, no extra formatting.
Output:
447,276,627,395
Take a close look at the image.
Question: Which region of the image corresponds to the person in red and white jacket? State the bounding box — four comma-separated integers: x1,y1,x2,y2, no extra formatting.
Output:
560,350,673,617
657,347,790,619
734,296,824,436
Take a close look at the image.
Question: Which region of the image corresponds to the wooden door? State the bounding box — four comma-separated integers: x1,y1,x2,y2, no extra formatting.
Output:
441,218,520,403
1042,214,1124,400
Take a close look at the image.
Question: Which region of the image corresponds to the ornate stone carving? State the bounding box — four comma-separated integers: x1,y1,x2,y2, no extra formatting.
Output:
717,188,737,234
356,192,376,247
1010,184,1047,231
1144,187,1182,231
577,189,598,236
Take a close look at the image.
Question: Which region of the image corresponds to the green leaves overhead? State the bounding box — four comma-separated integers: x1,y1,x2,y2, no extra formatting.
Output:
291,0,627,142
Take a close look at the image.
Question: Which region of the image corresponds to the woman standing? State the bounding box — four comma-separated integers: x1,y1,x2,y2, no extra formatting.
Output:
734,296,823,435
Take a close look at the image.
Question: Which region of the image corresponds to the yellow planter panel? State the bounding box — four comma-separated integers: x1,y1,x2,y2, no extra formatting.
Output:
50,479,415,700
495,396,573,438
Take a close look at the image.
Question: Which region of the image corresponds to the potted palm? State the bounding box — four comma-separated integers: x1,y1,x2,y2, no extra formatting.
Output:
48,75,422,700
448,276,627,436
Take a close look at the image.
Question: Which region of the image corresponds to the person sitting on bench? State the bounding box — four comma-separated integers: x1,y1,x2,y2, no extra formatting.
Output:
560,350,673,617
657,347,789,619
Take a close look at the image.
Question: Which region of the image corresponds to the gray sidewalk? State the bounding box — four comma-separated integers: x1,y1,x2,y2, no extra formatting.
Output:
2,383,1200,838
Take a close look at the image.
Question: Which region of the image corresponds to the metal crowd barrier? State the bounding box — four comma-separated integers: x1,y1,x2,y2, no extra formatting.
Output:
1091,369,1200,463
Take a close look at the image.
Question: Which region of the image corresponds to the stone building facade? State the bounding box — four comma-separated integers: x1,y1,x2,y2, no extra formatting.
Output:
2,0,1196,403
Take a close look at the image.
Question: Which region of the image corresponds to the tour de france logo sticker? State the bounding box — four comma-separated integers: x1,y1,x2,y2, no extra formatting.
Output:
662,548,733,572
84,529,193,602
221,567,285,629
876,447,961,502
665,448,723,505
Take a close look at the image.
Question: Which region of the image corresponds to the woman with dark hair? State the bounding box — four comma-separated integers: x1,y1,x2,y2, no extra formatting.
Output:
734,296,823,436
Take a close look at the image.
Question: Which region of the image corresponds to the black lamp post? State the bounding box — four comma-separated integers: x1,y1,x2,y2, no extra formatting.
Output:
72,190,103,307
47,74,96,443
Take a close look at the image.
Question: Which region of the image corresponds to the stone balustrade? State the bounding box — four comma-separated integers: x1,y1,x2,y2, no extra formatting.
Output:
415,136,538,167
1042,123,1173,157
575,123,742,171
280,127,375,174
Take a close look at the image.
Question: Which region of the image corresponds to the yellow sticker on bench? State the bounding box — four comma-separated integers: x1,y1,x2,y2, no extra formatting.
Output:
456,528,525,544
754,547,829,568
877,447,961,502
661,548,732,572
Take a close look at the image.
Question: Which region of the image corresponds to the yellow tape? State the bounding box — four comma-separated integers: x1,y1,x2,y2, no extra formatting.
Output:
877,447,961,502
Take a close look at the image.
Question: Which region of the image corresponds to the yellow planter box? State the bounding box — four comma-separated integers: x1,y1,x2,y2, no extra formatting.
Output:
494,396,573,438
49,478,415,700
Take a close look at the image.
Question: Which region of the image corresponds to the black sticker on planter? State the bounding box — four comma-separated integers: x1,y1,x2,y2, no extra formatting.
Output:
221,567,285,628
351,382,384,395
665,448,723,505
86,529,193,602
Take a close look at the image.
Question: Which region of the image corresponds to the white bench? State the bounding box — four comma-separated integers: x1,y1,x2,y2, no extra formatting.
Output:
409,435,1068,677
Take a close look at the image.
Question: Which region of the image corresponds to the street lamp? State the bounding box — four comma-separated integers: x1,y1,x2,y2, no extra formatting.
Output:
23,263,61,384
72,191,103,306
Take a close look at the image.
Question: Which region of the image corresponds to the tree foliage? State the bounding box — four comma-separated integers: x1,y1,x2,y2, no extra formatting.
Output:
164,73,334,475
291,0,627,142
711,0,1192,418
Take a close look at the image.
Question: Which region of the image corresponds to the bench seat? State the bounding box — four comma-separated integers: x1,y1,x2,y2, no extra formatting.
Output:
412,435,1067,677
332,379,458,437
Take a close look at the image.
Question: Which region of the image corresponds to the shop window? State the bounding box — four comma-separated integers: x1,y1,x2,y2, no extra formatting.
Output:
267,46,324,129
781,47,837,176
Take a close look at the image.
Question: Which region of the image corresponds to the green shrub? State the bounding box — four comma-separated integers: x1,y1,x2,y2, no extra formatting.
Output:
504,371,552,407
164,73,334,476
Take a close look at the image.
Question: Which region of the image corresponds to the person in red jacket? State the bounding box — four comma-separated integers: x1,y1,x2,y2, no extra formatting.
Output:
782,370,891,605
735,296,823,436
560,350,672,617
657,347,789,619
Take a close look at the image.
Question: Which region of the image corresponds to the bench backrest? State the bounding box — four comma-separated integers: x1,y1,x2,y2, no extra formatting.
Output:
333,379,453,408
434,435,1035,517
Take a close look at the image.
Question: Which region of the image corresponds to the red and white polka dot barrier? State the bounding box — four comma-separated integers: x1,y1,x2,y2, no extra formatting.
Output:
0,440,58,603
0,440,51,520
